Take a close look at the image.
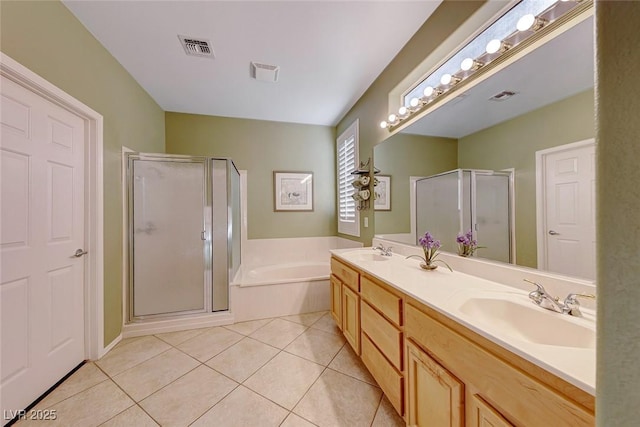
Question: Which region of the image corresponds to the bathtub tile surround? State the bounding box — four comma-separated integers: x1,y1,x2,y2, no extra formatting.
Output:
16,312,403,427
231,236,362,322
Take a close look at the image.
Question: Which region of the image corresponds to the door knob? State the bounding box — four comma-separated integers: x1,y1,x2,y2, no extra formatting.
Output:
548,230,560,236
74,249,88,257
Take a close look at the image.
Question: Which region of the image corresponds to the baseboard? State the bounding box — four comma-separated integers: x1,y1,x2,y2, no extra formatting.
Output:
99,334,122,359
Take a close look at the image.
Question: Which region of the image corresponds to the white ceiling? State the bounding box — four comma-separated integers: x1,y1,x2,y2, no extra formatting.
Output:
62,0,443,126
403,16,595,138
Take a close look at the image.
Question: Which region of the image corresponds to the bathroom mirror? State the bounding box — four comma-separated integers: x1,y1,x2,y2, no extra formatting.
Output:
374,13,595,280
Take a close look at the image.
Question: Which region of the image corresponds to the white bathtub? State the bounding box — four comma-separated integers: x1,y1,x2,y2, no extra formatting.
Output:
231,261,331,321
243,262,329,286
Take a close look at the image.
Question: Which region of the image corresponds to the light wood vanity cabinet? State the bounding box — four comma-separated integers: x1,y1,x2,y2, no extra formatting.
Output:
405,302,594,427
330,258,360,353
329,275,342,330
406,340,464,427
359,275,405,416
329,256,595,426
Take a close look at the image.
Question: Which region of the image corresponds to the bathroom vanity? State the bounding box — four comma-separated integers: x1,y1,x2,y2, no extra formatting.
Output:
329,249,595,427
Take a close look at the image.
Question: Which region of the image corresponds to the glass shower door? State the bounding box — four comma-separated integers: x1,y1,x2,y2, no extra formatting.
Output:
129,155,210,319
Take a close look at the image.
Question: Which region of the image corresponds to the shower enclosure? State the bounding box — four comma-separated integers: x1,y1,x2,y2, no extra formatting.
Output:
126,153,240,322
415,169,513,263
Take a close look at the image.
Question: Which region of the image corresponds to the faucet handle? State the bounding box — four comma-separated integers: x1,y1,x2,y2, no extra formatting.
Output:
523,279,546,293
523,279,546,304
564,293,596,303
563,293,596,317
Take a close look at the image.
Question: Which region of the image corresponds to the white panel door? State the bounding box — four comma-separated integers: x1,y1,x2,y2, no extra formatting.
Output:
1,76,85,420
543,144,596,280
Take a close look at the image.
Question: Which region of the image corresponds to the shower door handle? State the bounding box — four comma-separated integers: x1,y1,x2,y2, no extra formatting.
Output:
201,231,207,241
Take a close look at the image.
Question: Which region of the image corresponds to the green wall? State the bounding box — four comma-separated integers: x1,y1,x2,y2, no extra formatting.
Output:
336,1,486,245
0,1,166,346
458,89,595,268
165,113,336,238
596,1,640,423
374,134,458,234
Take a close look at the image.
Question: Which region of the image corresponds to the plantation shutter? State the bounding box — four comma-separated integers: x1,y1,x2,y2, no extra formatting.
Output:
337,121,359,236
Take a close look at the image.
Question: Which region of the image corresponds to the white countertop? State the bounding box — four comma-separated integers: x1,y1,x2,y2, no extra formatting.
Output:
330,248,596,396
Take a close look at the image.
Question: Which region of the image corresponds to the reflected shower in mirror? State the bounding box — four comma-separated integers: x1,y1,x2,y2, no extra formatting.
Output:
374,13,595,281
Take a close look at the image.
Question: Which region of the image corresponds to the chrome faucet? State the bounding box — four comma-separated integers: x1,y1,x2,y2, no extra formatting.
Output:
373,244,393,256
524,279,564,313
524,280,596,317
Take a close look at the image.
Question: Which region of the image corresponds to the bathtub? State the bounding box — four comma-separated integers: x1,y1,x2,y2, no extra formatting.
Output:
231,261,331,321
243,262,329,286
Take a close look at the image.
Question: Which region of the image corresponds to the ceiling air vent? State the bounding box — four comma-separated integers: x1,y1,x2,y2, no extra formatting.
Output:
250,62,280,83
489,90,517,102
178,35,214,58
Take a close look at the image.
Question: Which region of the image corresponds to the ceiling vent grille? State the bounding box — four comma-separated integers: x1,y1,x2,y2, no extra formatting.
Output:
489,91,517,102
178,35,214,58
250,62,280,83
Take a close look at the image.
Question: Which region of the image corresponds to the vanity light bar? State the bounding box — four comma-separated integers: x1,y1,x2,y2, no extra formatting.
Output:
379,0,587,130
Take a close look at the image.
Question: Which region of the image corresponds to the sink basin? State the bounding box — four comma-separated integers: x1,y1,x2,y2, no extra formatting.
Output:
347,252,391,262
455,295,595,349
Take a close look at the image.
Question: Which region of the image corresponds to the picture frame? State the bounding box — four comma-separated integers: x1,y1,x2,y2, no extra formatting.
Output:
273,171,314,211
374,175,391,211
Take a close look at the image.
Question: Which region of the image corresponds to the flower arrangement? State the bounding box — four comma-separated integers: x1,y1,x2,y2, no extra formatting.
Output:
456,229,485,257
407,231,452,272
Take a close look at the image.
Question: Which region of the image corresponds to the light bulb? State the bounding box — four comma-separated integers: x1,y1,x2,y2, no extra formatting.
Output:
398,106,408,116
461,58,474,71
409,97,420,108
517,14,536,32
440,74,453,85
388,114,397,123
486,39,502,54
423,86,435,97
380,121,388,129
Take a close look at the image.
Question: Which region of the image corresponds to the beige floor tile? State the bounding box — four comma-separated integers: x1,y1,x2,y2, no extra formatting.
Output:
176,327,243,362
281,413,318,427
35,363,109,409
328,344,376,385
112,348,199,401
249,318,308,349
372,395,404,427
191,386,288,427
244,352,324,410
284,328,345,366
293,369,382,427
17,380,134,427
100,405,159,427
309,313,342,336
281,311,327,327
154,327,211,346
96,336,171,377
223,318,273,335
114,336,145,349
139,365,237,426
206,337,279,382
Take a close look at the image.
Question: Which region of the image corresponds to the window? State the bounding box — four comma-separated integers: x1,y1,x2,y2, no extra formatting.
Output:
337,120,359,237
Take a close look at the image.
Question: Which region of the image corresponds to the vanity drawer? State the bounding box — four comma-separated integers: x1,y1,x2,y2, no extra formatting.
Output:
361,275,402,326
361,301,402,370
361,333,404,416
331,257,359,292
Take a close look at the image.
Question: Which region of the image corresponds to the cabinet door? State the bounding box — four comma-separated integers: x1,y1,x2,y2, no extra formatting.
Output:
330,275,343,330
342,284,361,354
468,394,513,427
407,340,464,427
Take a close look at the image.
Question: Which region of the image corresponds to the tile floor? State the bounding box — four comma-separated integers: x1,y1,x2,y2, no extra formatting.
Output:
16,312,404,427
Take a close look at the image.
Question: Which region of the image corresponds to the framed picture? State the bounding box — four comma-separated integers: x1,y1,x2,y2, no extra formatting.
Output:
273,171,314,211
374,175,391,211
